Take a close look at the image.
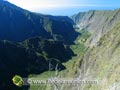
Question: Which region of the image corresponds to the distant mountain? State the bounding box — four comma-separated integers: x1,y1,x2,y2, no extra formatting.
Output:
71,9,120,47
0,0,78,44
0,37,75,90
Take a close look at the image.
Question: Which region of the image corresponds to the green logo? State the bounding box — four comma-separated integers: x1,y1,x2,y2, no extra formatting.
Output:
12,75,24,87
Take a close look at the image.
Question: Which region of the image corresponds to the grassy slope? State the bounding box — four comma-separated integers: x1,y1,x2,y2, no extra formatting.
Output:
75,23,120,90
29,22,120,90
64,23,120,90
29,30,91,90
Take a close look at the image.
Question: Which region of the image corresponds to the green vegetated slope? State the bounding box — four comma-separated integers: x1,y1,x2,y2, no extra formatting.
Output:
30,23,120,90
80,23,120,90
1,1,120,90
0,1,78,44
0,37,75,90
63,23,120,90
29,30,91,90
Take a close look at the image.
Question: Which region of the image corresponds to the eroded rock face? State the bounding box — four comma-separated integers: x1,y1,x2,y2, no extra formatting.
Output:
79,23,120,90
62,23,120,90
72,9,120,47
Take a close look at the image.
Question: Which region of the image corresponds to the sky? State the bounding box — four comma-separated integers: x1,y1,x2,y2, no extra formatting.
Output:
7,0,120,16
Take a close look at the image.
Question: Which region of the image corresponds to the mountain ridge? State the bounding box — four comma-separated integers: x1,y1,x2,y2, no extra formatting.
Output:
0,0,78,44
71,8,120,47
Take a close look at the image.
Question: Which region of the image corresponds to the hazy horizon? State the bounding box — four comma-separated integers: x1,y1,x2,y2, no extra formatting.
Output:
6,0,120,16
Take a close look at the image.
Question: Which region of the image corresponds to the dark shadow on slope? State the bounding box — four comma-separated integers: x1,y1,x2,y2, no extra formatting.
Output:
22,37,76,62
0,1,79,45
0,37,76,90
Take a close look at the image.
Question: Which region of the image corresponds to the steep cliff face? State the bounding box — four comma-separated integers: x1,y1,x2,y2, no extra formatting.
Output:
72,9,120,47
78,22,120,90
61,22,120,90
